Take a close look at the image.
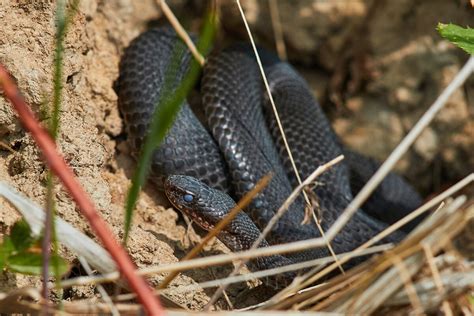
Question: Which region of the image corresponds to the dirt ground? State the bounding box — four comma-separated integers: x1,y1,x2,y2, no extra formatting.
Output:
0,0,472,310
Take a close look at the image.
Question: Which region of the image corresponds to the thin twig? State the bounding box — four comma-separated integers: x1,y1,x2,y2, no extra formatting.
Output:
386,269,474,308
390,254,424,314
78,257,119,316
222,289,234,310
160,0,205,66
0,141,16,154
422,244,453,316
260,156,344,250
268,0,287,60
42,175,55,305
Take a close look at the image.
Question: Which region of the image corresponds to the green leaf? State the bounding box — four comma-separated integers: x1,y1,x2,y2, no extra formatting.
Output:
437,23,474,55
7,252,68,276
122,11,217,244
0,237,15,270
10,220,35,252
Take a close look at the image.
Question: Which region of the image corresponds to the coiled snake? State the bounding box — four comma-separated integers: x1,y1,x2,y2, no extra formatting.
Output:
116,27,424,288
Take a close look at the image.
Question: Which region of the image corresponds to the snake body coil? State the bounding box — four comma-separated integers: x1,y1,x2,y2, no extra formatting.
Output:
117,28,424,288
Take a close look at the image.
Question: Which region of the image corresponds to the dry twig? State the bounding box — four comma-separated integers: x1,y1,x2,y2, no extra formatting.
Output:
268,0,287,60
159,0,205,66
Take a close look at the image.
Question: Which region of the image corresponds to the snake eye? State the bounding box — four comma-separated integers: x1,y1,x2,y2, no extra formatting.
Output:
183,193,194,202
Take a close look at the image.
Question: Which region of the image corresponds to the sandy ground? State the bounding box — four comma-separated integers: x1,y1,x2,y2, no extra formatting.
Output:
0,0,472,309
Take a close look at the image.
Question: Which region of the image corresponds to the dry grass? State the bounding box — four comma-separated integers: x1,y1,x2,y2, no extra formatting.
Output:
1,194,471,314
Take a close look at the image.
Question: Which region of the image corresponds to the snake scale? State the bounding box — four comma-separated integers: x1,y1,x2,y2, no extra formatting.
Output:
116,27,424,288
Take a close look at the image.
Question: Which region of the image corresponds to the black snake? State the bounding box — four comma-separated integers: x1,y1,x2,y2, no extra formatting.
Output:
116,27,424,288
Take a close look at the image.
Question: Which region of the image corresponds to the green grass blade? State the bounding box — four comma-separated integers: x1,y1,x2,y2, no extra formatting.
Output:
42,0,79,303
50,0,79,136
123,12,217,244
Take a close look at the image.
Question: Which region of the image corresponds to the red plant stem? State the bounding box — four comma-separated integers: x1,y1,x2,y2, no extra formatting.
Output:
0,64,164,316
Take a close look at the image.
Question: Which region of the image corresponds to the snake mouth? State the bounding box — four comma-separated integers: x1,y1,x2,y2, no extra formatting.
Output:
167,196,215,232
185,213,215,231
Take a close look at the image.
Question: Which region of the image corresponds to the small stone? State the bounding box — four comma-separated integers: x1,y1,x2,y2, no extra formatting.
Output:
390,86,423,110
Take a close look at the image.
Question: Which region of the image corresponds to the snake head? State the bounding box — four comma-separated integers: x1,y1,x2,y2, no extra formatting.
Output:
164,175,234,231
165,175,273,253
